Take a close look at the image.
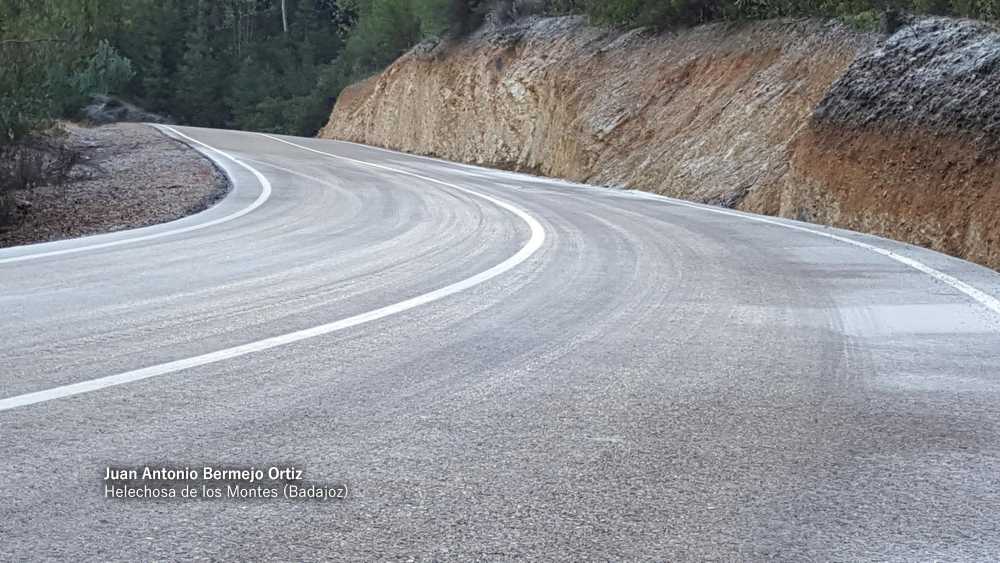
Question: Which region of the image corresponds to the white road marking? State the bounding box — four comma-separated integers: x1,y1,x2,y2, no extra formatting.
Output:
7,131,996,411
0,133,546,412
0,125,271,265
315,136,1000,317
652,197,1000,316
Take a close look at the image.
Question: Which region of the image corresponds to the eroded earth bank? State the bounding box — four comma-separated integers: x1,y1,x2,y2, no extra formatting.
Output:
321,16,1000,270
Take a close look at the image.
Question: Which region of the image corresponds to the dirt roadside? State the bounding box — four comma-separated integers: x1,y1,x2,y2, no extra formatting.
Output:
0,123,229,248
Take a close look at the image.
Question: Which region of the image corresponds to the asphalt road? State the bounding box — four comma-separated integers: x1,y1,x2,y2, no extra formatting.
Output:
2,126,1000,561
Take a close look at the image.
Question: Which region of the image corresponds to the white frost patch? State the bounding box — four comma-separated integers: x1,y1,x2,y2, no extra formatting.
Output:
502,77,528,102
838,304,994,337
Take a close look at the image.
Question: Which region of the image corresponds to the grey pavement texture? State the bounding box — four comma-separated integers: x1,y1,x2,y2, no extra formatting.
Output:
2,127,1000,561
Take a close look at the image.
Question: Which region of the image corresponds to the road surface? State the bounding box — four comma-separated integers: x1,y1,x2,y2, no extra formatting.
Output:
2,126,999,561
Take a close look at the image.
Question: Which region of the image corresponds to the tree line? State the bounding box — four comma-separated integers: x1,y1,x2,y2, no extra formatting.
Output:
2,0,998,145
1,0,483,141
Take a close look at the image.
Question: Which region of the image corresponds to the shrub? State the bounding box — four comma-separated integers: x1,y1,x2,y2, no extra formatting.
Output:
485,0,548,25
0,144,43,229
0,39,135,143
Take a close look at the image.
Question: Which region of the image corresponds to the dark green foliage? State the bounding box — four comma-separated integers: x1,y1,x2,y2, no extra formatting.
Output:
0,0,136,143
0,143,43,223
3,0,1000,146
583,0,997,27
108,0,351,135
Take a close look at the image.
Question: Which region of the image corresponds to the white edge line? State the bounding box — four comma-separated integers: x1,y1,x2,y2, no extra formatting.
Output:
0,133,546,412
0,125,271,265
656,197,1000,316
316,136,1000,318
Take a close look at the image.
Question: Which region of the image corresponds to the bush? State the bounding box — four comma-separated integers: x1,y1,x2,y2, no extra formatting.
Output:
0,144,43,229
950,0,1000,19
586,0,727,27
840,9,880,28
0,39,135,143
583,0,999,27
485,0,548,25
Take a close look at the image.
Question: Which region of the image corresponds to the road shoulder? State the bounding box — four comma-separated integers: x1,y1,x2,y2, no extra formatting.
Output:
0,123,229,248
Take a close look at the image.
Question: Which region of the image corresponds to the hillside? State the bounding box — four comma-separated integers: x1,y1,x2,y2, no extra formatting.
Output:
321,16,1000,270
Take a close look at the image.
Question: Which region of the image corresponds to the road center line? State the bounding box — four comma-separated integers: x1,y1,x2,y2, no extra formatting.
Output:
0,125,271,265
0,133,546,412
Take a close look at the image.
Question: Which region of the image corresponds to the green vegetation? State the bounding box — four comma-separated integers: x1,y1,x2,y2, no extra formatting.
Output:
2,0,999,145
1,1,134,142
1,1,136,223
2,0,995,231
584,0,999,28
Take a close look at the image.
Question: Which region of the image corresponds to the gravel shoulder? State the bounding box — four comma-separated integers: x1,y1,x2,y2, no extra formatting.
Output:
0,123,229,248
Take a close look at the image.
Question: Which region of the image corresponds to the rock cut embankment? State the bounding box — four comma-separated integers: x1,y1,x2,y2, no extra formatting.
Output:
321,16,1000,270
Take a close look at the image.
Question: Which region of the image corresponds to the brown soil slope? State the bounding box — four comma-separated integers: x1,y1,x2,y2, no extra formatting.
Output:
792,18,1000,268
321,16,1000,270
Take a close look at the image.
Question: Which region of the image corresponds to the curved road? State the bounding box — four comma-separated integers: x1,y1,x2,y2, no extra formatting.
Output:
2,126,1000,560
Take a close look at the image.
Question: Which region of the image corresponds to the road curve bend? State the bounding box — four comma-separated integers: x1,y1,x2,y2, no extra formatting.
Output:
1,126,999,561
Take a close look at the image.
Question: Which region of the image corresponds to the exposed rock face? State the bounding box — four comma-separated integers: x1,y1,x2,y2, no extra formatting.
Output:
321,16,1000,270
814,18,1000,137
82,95,169,125
794,18,1000,269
